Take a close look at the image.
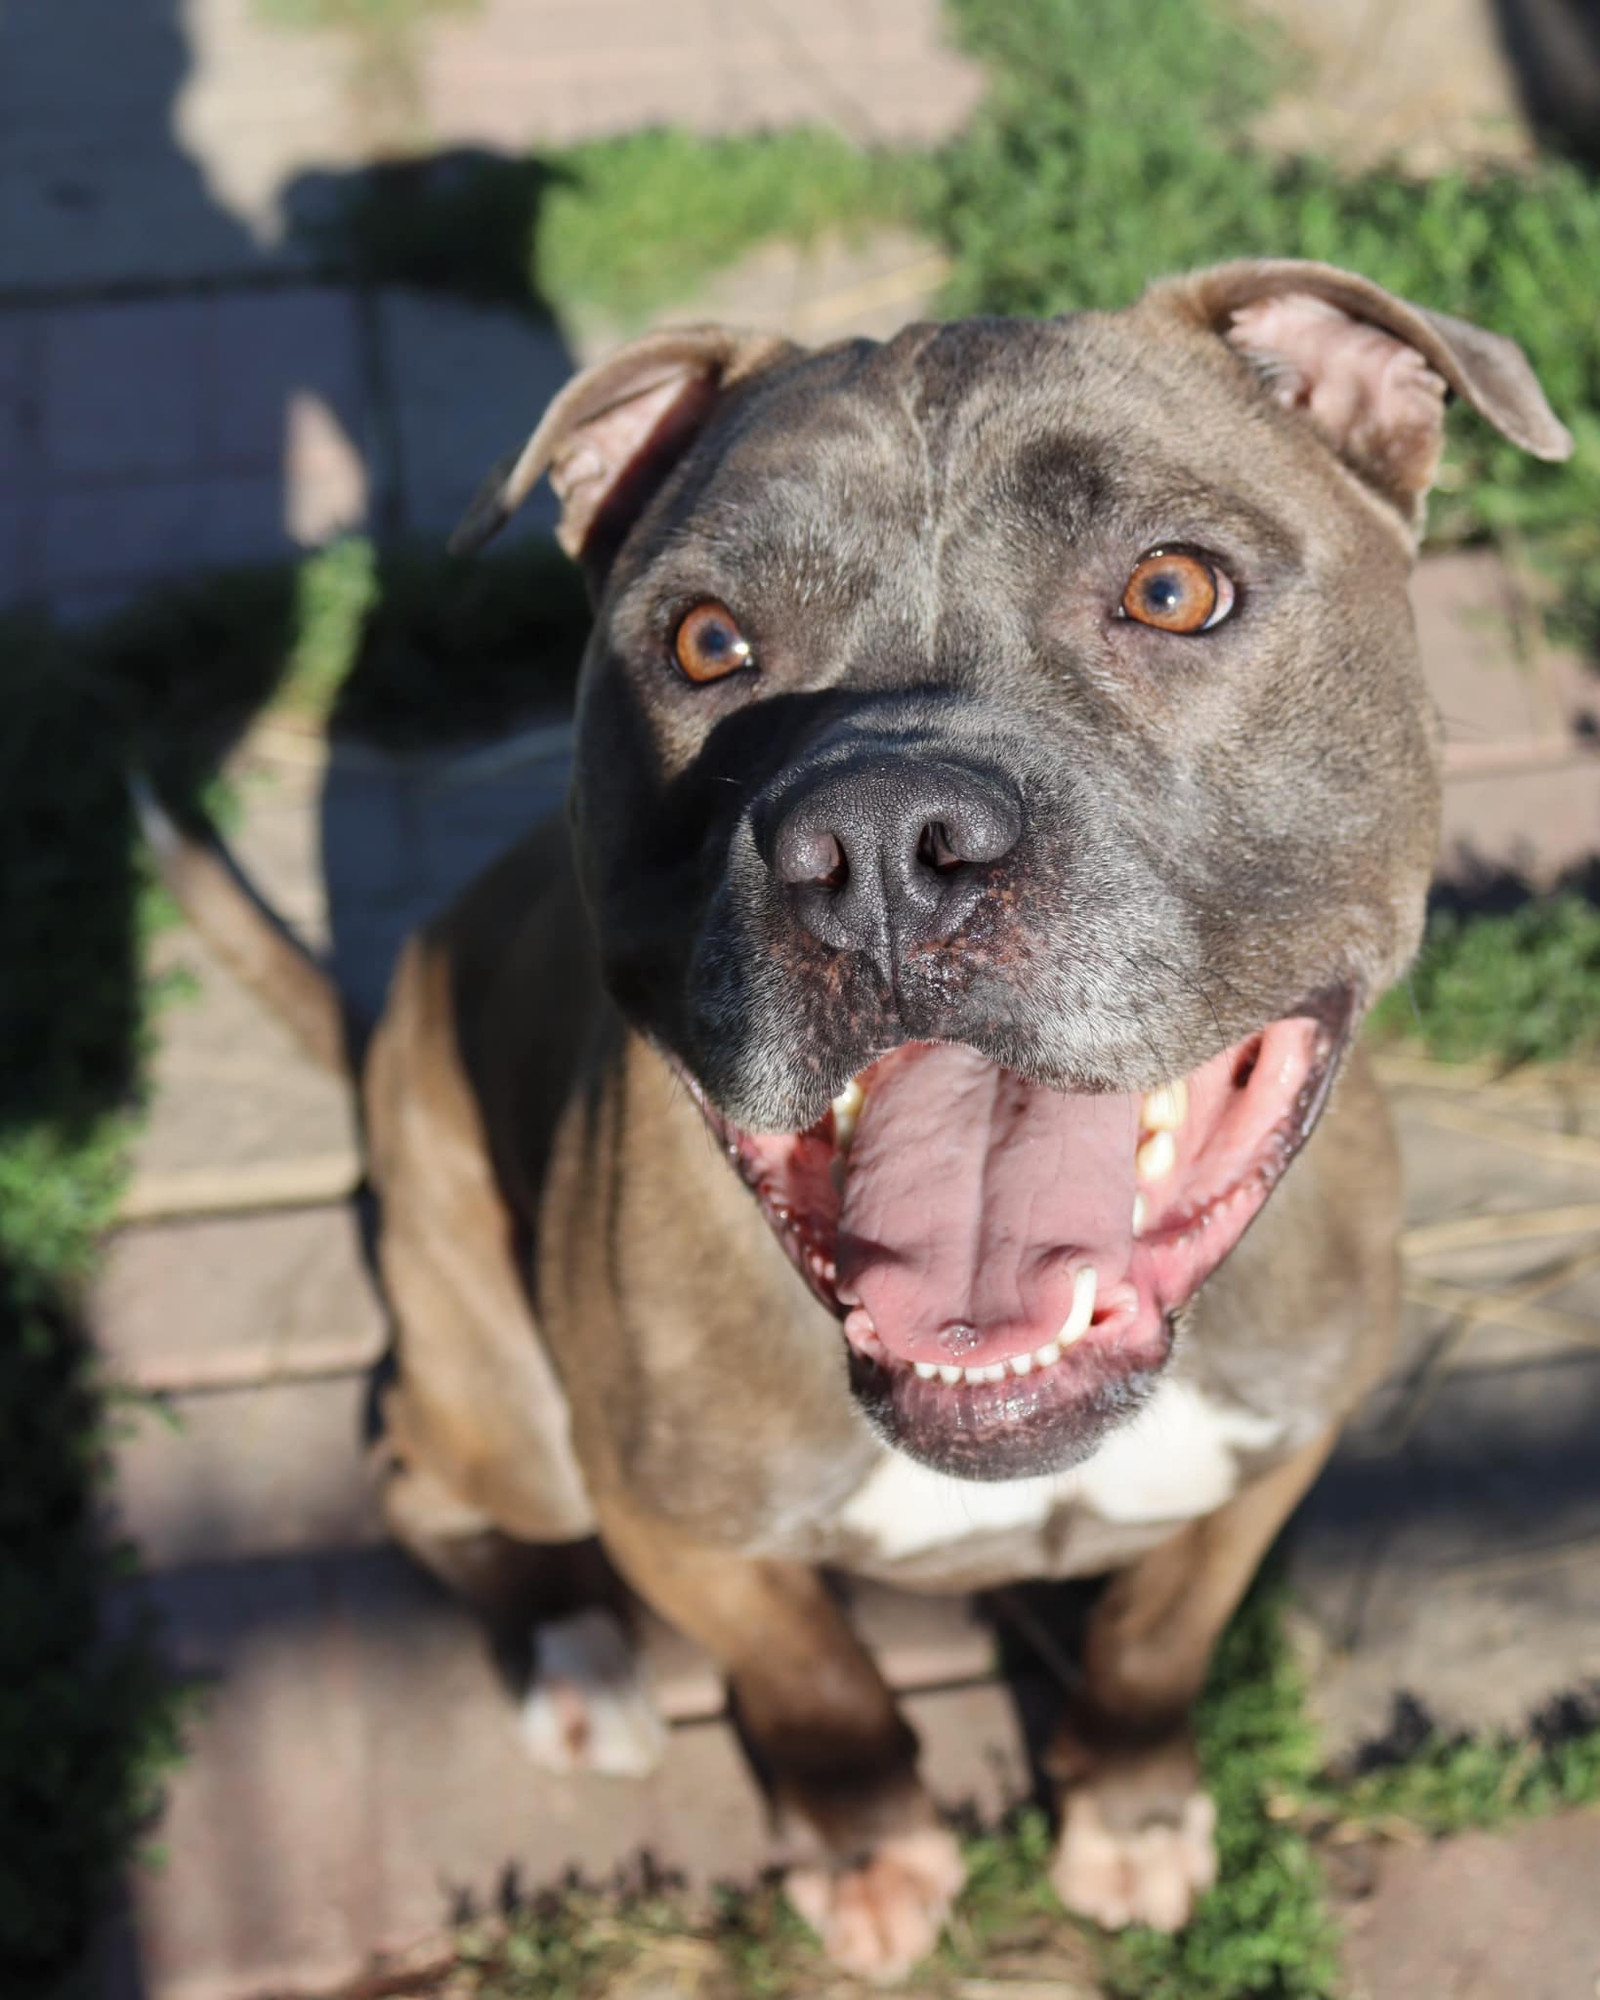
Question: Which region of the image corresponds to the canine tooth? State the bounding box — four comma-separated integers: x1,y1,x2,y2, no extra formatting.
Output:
1141,1080,1188,1132
1009,1351,1034,1375
830,1077,866,1151
1059,1265,1097,1347
1032,1339,1062,1368
938,1365,963,1385
913,1361,938,1381
1132,1191,1147,1236
1136,1128,1177,1183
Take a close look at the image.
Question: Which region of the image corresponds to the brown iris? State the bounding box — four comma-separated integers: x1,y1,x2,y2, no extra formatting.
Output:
674,600,754,683
1120,551,1233,633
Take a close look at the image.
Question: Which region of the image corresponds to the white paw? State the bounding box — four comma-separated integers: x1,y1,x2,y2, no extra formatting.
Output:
517,1608,667,1777
786,1826,966,1983
1051,1788,1217,1933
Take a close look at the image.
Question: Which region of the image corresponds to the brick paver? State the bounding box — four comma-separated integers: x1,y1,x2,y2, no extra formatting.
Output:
105,1543,1020,1999
1338,1809,1600,2000
1,0,979,296
1291,1063,1600,1760
3,227,956,615
1250,0,1538,169
1417,551,1600,887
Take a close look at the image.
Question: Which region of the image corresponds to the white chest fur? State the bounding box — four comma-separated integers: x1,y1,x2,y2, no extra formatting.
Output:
836,1377,1288,1564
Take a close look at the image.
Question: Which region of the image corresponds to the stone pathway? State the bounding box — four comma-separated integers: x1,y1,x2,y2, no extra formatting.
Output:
0,0,979,296
0,234,952,619
90,544,1600,1998
1337,1809,1600,2000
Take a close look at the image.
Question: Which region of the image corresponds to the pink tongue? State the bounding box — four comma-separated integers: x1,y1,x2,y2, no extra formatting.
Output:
836,1044,1139,1367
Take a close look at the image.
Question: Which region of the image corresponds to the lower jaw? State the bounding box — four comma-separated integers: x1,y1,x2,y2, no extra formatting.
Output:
846,1310,1174,1482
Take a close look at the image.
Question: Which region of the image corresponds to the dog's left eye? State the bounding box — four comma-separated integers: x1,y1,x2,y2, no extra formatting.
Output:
1119,551,1235,633
674,600,755,684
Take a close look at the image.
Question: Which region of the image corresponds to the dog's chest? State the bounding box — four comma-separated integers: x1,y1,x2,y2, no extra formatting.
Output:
832,1377,1287,1570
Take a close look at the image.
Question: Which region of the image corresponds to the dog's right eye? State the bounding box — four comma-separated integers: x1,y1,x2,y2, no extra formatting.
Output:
674,601,755,684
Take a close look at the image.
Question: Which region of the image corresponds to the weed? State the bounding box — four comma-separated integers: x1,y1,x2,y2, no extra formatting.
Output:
1371,894,1600,1064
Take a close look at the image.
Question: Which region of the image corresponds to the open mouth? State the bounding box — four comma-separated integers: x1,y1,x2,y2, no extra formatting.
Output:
689,991,1352,1480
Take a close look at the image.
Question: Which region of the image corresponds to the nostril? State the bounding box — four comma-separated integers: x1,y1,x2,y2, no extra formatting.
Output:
917,821,963,873
776,824,848,889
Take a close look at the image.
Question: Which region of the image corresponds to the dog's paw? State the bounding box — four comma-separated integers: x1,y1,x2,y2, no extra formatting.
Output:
517,1607,667,1777
1050,1788,1217,1933
785,1827,966,1983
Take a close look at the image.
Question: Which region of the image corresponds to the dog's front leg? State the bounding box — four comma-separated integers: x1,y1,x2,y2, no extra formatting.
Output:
598,1493,964,1979
1047,1425,1336,1932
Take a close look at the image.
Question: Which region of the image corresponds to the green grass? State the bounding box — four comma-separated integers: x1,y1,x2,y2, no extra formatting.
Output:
536,130,930,326
1370,895,1600,1065
1322,1712,1600,1838
258,0,475,27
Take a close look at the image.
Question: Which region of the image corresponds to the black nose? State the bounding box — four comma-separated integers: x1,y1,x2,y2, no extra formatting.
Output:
768,756,1023,969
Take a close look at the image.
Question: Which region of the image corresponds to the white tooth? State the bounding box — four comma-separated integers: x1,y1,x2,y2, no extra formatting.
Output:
1009,1351,1034,1375
974,1362,1007,1383
1132,1191,1147,1236
1059,1265,1097,1347
830,1077,866,1151
913,1361,938,1381
1141,1080,1188,1132
1136,1128,1177,1183
1032,1339,1062,1369
938,1365,963,1385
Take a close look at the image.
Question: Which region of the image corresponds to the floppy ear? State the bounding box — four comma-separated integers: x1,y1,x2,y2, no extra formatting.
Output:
1148,258,1572,529
449,325,795,562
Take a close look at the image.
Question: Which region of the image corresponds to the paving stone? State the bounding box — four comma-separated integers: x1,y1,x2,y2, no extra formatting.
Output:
321,727,573,1022
189,470,296,572
0,494,25,605
1414,552,1569,748
225,745,333,948
569,227,951,362
1408,550,1600,884
1250,0,1537,170
423,0,982,151
1338,1810,1600,2000
118,1547,1025,1999
208,289,365,475
0,0,279,292
1389,1090,1600,1229
112,1371,383,1569
42,478,210,597
1292,1348,1600,1757
94,1205,385,1393
378,290,571,545
43,298,211,482
0,312,36,490
129,929,356,1197
1438,760,1600,888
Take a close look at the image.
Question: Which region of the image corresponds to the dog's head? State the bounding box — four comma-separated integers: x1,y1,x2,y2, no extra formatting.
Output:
461,261,1568,1481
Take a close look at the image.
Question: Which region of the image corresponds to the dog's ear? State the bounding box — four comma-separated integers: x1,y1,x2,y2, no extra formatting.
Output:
1149,259,1571,528
449,326,795,562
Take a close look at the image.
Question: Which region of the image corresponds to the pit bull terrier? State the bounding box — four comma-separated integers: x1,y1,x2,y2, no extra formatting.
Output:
156,259,1569,1979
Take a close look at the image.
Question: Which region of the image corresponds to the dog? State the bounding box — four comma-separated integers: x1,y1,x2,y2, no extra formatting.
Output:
154,259,1568,1979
